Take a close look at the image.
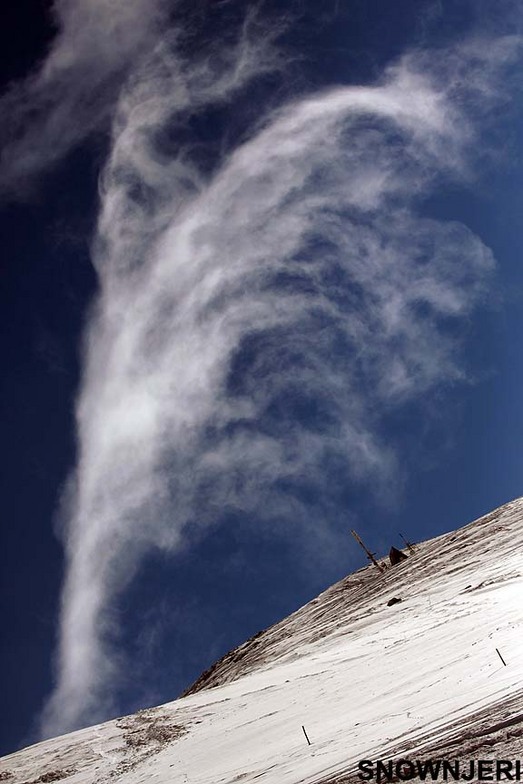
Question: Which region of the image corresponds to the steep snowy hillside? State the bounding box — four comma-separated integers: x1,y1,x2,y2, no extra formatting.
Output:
2,498,522,784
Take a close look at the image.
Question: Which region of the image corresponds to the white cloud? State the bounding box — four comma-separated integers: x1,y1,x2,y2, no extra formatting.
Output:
37,13,520,737
0,0,171,197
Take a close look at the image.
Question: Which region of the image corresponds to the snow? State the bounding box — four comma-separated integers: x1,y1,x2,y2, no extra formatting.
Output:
1,498,522,783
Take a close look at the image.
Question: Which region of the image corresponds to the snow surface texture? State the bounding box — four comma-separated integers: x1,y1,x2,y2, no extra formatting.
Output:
2,498,522,783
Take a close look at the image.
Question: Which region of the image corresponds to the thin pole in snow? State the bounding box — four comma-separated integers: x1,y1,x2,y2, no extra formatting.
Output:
496,648,507,666
399,533,416,554
302,725,311,745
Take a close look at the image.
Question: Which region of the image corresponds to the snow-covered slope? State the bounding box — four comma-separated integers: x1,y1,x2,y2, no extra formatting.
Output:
2,498,522,783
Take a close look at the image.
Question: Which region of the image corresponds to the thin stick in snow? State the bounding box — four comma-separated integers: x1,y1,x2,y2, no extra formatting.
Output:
399,533,416,554
496,648,507,666
302,725,311,745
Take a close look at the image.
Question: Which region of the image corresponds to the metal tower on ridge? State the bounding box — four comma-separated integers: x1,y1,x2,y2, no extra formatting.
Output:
350,529,385,572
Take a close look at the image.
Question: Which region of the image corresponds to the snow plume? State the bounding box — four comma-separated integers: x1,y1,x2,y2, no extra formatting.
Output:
0,0,171,198
41,24,518,735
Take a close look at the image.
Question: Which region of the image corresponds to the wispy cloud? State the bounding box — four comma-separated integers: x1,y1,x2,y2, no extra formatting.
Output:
33,4,519,737
0,0,171,198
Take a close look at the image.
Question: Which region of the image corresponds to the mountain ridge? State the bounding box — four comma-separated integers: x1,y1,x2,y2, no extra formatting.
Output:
1,497,522,783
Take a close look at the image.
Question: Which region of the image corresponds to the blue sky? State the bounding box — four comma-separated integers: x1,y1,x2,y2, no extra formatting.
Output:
1,0,522,757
